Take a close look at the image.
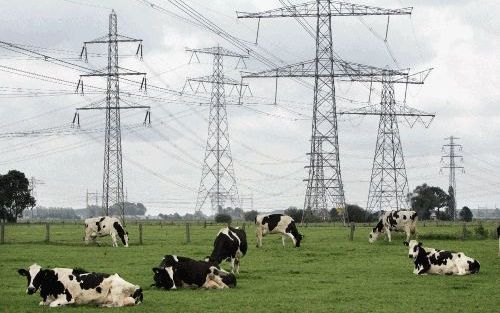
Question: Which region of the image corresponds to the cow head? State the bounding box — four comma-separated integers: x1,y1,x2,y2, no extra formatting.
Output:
293,233,303,247
18,264,42,295
152,267,176,290
368,220,384,243
407,240,422,259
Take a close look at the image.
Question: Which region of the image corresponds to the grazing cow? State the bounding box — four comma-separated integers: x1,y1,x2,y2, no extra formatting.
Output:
84,216,128,247
205,227,247,274
255,214,303,248
407,240,480,275
18,264,143,307
369,210,418,244
152,255,236,290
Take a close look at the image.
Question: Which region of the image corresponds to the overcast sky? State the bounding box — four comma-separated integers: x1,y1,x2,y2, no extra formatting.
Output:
0,0,498,216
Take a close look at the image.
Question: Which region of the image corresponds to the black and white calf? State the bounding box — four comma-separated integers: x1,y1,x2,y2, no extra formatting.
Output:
84,216,128,247
369,210,418,244
407,240,480,275
152,255,236,290
255,214,303,248
18,264,143,307
205,227,247,274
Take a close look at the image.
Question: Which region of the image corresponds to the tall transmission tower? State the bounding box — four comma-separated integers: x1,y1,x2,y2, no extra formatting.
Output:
238,1,413,223
441,136,464,220
345,71,434,213
74,10,149,223
184,46,249,213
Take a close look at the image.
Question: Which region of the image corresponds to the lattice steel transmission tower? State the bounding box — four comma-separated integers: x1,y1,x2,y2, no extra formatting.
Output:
74,10,149,223
238,1,413,222
185,46,249,213
441,136,464,220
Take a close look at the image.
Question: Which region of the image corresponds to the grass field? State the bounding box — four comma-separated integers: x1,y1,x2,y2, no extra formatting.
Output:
0,222,498,313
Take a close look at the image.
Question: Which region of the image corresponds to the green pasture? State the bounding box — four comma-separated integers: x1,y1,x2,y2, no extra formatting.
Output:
0,222,498,313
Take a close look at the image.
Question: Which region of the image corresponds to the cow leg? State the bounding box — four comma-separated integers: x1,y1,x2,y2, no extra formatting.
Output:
386,228,392,242
110,232,118,247
49,294,74,307
234,258,240,274
230,258,236,274
256,227,263,248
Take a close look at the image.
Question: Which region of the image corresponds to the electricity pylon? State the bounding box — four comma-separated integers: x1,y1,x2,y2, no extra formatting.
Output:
338,71,434,213
184,46,249,213
441,136,464,220
74,10,149,224
238,1,414,223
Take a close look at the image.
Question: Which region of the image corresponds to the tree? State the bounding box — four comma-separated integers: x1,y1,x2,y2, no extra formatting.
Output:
109,202,147,216
0,170,36,222
215,213,232,224
459,206,473,222
284,206,303,222
408,184,449,220
244,210,259,222
346,204,375,223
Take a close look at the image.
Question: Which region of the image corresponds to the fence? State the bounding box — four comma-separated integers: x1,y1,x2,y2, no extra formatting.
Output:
0,220,498,245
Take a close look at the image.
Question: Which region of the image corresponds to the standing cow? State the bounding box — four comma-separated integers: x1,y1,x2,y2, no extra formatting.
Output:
205,227,247,274
255,214,303,248
369,210,418,244
18,264,143,307
84,216,128,247
152,255,236,290
407,240,480,275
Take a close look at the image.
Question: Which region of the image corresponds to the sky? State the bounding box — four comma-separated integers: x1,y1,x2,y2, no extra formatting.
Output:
0,0,499,216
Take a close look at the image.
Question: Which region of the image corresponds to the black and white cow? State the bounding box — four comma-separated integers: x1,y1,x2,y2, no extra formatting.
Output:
205,227,247,274
255,214,303,248
84,216,128,247
18,264,143,307
369,210,418,244
152,255,236,290
407,240,480,275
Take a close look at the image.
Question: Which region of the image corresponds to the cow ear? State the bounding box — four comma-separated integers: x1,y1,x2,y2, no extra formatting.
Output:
18,269,28,276
417,242,423,247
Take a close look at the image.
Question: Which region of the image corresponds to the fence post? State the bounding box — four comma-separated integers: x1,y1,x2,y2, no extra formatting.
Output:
461,223,467,240
203,220,207,229
0,221,5,244
242,223,246,231
139,223,143,245
185,223,191,244
349,222,355,241
45,223,50,243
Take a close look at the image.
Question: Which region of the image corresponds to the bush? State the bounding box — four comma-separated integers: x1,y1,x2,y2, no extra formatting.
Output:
474,222,488,239
215,213,232,224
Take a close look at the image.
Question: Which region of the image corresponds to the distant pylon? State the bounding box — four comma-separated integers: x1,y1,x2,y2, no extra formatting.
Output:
366,75,409,212
185,46,249,213
75,10,149,224
441,136,464,220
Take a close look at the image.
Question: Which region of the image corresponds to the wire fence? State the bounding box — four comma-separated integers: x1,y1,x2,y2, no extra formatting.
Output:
0,220,498,245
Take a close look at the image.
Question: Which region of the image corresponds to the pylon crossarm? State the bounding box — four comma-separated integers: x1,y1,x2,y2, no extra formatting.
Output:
187,75,248,87
237,1,412,18
185,46,249,59
242,58,428,83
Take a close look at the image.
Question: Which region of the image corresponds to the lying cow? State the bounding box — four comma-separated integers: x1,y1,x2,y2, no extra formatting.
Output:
369,210,418,244
255,214,303,248
205,227,247,274
152,255,236,290
84,216,128,247
407,240,480,275
18,264,142,307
